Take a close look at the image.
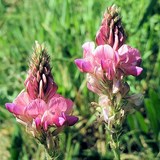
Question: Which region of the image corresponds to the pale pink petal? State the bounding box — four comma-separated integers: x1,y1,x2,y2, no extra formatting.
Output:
87,82,101,95
5,103,33,125
103,45,115,60
114,51,119,65
48,96,67,114
118,45,141,64
64,98,73,114
58,117,66,126
14,90,31,106
82,41,95,58
118,44,129,55
94,45,115,65
41,111,54,129
118,45,142,76
93,45,106,63
101,59,115,80
27,99,46,117
42,111,65,128
5,103,25,115
74,59,94,73
102,108,109,122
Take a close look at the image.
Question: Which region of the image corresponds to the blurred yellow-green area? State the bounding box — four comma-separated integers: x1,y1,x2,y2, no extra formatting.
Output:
0,0,160,159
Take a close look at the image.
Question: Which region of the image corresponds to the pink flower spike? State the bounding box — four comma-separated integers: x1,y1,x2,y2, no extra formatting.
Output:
4,41,79,151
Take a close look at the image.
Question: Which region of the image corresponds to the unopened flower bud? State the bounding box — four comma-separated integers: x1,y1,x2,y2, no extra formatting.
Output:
96,4,126,50
24,41,58,101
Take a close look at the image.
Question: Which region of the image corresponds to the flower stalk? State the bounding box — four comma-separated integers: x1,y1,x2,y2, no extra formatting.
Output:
110,132,120,160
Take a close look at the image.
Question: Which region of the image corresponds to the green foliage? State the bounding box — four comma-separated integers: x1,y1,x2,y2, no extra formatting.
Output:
0,0,160,159
145,89,160,140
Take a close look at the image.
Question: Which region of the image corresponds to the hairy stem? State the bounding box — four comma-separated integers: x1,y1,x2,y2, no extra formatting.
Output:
110,133,120,160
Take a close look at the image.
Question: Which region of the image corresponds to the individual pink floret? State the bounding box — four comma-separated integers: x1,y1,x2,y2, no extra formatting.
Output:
75,41,118,80
118,44,143,76
75,42,95,73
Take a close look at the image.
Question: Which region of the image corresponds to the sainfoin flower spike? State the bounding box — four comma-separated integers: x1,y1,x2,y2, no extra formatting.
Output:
75,4,143,160
5,41,78,158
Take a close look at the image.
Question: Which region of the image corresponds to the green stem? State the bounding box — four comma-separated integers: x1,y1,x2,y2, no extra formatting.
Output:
110,133,120,160
45,149,54,160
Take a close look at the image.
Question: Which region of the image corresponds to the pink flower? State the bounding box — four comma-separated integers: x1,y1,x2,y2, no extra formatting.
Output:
118,45,143,76
5,91,78,132
75,41,118,80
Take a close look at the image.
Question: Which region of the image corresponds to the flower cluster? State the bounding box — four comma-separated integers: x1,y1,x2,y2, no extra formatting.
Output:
75,5,143,131
75,42,142,93
6,42,78,139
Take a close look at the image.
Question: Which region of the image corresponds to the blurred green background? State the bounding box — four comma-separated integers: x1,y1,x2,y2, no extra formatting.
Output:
0,0,160,159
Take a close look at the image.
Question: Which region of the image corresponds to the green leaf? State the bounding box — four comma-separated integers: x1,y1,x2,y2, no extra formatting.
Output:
135,111,149,133
127,114,138,131
9,125,23,160
144,98,159,140
149,89,160,122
